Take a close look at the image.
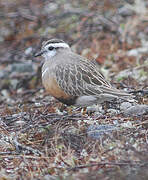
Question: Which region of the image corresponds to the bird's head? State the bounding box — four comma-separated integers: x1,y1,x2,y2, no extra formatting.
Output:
34,39,70,60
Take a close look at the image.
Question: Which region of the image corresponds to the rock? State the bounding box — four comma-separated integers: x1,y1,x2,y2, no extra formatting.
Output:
43,2,58,14
107,108,119,115
93,112,104,118
127,47,148,56
118,6,134,16
43,174,57,180
120,102,132,111
121,121,133,128
123,104,148,117
10,79,18,89
87,124,117,140
0,61,36,91
0,26,12,42
86,104,103,113
115,67,148,82
24,47,33,55
1,89,10,99
11,62,33,73
0,69,9,79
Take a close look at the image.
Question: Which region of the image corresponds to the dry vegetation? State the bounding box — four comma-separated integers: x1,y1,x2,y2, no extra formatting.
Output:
0,0,148,179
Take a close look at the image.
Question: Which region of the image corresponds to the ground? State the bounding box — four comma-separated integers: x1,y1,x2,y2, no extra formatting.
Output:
0,0,148,179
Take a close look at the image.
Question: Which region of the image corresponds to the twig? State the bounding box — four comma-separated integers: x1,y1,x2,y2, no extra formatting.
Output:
129,90,148,95
0,152,20,155
67,161,148,171
12,135,43,156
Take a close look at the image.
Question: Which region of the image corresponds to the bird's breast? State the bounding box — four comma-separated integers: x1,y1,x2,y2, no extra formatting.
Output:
42,69,70,99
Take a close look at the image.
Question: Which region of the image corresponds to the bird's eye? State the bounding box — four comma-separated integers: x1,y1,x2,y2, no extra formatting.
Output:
48,46,54,50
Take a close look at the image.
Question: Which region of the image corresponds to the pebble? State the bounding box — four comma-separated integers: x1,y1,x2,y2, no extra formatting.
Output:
11,62,33,73
107,108,119,115
120,102,132,111
87,124,117,140
123,104,148,117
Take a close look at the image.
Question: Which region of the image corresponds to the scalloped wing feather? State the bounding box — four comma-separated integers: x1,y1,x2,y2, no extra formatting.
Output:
55,61,114,97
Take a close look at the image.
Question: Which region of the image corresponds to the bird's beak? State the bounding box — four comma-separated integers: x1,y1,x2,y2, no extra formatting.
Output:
34,50,46,57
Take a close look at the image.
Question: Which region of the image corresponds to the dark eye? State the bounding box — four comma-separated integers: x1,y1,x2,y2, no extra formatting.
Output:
48,46,54,50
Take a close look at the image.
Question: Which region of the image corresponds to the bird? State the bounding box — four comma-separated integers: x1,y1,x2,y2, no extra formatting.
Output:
34,39,133,107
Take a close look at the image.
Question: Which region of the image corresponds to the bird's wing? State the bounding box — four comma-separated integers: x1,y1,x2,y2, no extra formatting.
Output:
55,60,113,97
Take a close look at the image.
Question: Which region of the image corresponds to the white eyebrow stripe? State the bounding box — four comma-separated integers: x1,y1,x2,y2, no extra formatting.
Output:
47,43,70,48
42,67,49,78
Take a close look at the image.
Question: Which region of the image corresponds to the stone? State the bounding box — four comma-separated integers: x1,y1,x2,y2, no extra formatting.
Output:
123,104,148,117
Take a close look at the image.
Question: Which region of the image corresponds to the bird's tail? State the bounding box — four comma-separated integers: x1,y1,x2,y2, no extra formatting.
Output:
99,86,134,102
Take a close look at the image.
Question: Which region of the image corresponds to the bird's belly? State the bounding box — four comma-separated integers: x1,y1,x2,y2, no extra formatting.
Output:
42,75,70,99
